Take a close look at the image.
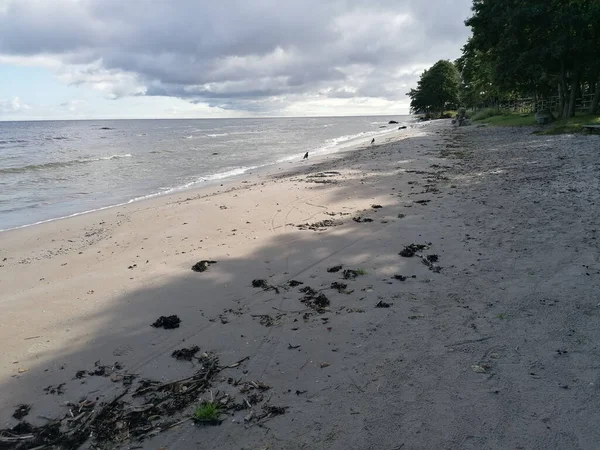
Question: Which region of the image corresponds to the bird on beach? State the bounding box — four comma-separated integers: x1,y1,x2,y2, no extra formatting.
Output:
303,152,309,160
371,138,375,145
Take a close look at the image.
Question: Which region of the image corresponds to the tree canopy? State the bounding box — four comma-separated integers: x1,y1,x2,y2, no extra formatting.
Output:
406,1,600,118
407,60,460,117
464,0,600,117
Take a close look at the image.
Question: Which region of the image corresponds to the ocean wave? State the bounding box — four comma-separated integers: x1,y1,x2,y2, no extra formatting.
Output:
274,126,400,164
44,136,69,141
0,154,132,174
0,139,28,144
206,133,229,137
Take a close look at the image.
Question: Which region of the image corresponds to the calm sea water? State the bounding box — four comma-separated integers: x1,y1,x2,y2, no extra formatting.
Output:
0,116,413,230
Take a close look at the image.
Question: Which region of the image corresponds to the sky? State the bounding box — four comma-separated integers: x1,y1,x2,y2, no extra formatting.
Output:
0,0,473,120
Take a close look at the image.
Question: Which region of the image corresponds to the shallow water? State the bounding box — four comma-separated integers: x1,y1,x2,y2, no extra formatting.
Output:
0,116,412,230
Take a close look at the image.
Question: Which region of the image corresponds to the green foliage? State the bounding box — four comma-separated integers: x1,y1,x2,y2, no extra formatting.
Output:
474,114,536,126
192,402,220,424
534,114,600,135
465,0,600,118
472,108,504,121
408,60,460,117
355,269,368,276
473,111,600,132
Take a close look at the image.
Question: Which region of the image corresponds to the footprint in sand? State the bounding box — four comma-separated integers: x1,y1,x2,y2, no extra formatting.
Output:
28,341,51,354
112,344,133,357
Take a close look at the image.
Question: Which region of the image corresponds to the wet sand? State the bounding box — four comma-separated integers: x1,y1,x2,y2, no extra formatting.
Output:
2,121,600,449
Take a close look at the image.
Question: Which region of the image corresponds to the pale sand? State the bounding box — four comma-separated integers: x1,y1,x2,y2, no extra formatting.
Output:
1,121,600,449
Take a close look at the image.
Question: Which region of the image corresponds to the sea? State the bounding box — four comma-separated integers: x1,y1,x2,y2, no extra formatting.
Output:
0,115,413,231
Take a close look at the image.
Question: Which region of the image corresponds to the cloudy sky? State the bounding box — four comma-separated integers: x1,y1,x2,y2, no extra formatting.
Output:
0,0,472,120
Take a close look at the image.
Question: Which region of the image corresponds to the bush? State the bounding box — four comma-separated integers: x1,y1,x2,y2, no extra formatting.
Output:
472,108,503,121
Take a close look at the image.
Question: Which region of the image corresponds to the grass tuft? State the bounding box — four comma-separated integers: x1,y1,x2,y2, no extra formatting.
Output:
192,401,220,425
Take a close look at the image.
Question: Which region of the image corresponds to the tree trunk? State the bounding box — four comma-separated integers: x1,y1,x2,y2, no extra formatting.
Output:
590,76,600,114
559,63,569,118
558,82,565,115
566,70,580,118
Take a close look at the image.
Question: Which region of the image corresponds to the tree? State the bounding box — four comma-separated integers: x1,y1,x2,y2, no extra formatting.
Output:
407,60,460,117
465,0,600,118
455,39,506,108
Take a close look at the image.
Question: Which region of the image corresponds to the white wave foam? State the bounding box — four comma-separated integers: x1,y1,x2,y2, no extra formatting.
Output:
93,154,132,162
206,133,229,137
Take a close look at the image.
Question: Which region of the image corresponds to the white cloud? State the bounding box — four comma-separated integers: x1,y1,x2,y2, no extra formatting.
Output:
0,96,29,114
0,0,473,115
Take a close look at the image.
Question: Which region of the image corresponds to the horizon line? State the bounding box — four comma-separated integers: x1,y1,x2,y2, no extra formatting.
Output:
0,113,414,123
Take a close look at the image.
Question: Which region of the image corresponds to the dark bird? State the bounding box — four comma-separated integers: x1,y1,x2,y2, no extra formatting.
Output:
303,152,309,160
371,138,375,144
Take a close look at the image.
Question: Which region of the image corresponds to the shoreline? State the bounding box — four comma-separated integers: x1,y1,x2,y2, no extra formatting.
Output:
0,120,416,233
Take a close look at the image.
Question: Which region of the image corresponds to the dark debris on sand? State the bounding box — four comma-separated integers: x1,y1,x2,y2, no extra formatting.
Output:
0,354,223,450
353,216,374,223
43,383,66,395
73,361,129,384
421,254,442,273
376,301,392,308
343,269,361,280
252,279,280,294
399,244,428,258
331,282,348,293
12,404,31,420
393,275,407,281
300,287,330,311
191,260,217,272
151,315,181,329
251,314,284,327
327,265,343,273
296,219,343,231
171,345,200,361
288,280,304,287
1,353,270,449
371,204,383,209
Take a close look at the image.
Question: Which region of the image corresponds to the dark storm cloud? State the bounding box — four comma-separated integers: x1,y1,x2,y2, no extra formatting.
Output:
0,0,473,111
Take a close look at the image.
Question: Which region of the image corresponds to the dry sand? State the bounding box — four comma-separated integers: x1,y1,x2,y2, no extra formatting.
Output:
1,121,600,449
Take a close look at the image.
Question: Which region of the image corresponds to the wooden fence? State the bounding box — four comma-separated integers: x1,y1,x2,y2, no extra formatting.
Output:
494,93,595,113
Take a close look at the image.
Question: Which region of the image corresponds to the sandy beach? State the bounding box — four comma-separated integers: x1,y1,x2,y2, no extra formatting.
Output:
2,121,600,449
